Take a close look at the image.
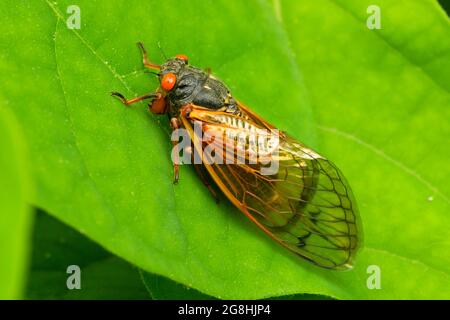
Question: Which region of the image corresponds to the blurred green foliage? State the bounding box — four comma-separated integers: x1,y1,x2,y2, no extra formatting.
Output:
26,210,149,299
0,0,449,299
0,107,32,299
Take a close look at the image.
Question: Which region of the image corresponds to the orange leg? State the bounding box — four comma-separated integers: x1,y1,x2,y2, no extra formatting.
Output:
170,117,181,184
137,42,161,70
111,91,156,106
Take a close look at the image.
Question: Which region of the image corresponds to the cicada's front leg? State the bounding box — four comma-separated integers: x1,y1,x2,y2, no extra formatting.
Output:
170,117,181,184
111,91,158,106
112,91,167,115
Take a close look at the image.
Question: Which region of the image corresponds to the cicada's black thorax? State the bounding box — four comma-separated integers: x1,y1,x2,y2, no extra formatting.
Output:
160,58,238,116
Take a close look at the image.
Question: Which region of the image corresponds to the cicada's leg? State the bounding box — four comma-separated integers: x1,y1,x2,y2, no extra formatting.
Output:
111,92,157,106
137,42,161,70
148,93,166,114
170,117,181,184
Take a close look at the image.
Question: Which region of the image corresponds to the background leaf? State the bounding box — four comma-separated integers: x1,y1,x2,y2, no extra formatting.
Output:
27,210,149,300
438,0,450,15
140,272,214,300
0,0,449,299
141,271,331,300
0,107,32,299
278,0,450,299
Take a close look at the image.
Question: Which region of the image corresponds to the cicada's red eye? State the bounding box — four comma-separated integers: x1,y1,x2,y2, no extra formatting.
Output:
161,72,177,91
176,54,189,63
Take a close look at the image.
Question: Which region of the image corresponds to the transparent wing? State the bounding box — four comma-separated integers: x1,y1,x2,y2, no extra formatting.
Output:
181,104,362,270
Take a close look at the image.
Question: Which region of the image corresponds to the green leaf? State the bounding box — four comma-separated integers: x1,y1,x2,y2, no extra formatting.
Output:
28,209,326,300
277,0,450,298
438,0,450,16
1,0,449,299
141,272,331,300
0,107,32,299
140,272,214,300
26,210,149,300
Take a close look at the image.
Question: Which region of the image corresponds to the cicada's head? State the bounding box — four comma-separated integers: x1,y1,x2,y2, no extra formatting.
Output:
158,54,190,92
157,54,210,112
141,44,221,113
143,49,206,114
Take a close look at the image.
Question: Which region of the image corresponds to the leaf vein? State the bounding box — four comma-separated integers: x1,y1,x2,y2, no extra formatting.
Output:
317,125,450,204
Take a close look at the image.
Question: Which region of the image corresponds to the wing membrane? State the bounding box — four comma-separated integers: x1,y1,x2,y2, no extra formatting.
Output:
180,103,362,270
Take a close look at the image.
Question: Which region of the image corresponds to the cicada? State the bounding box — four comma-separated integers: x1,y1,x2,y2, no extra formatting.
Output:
112,43,362,270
